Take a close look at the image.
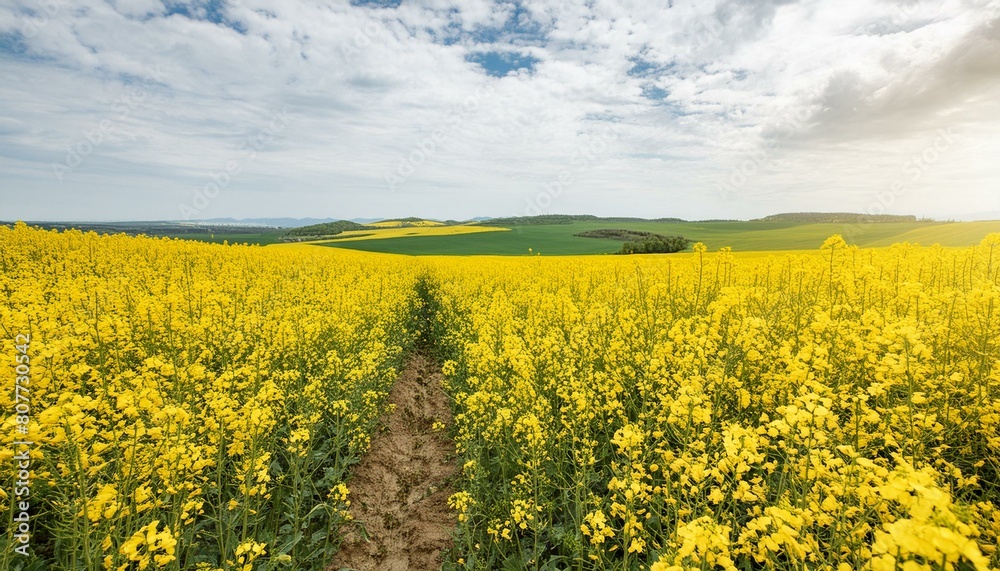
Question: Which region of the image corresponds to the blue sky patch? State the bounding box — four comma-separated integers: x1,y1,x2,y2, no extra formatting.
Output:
0,30,53,63
628,57,676,78
642,85,669,101
350,0,403,7
162,0,247,33
467,51,539,77
0,31,28,56
473,3,546,44
429,2,548,48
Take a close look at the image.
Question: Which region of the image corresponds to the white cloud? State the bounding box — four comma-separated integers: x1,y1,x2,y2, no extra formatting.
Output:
0,0,997,221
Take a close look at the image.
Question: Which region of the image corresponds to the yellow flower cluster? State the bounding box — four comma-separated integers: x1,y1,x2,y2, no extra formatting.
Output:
4,223,999,571
431,236,1000,570
118,520,177,570
0,224,420,570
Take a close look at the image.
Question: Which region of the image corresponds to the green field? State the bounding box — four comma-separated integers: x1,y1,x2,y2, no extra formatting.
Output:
318,220,1000,255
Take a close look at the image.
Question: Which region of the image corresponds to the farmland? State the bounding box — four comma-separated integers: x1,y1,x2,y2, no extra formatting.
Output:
310,224,507,243
426,238,1000,570
2,223,999,571
0,224,421,570
320,220,1000,256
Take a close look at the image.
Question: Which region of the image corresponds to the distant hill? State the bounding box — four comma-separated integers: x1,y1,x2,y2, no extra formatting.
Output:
370,218,446,228
192,217,340,227
753,212,921,223
6,220,279,235
477,214,686,226
282,220,370,239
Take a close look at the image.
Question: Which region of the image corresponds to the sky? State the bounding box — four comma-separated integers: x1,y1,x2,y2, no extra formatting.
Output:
0,0,998,222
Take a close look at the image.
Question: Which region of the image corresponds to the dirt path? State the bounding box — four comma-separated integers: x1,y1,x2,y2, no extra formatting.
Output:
330,353,458,571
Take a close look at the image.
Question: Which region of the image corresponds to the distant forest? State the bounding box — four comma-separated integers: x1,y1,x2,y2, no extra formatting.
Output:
282,220,369,238
477,214,686,226
753,213,921,223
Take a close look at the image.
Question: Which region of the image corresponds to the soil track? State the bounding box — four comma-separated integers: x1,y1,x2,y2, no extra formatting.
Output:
330,353,458,571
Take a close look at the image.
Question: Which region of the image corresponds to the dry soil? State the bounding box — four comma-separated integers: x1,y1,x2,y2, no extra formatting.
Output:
329,353,458,571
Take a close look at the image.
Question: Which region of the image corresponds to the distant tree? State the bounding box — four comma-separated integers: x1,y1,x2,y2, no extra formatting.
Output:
619,235,689,254
754,212,920,223
283,220,369,238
